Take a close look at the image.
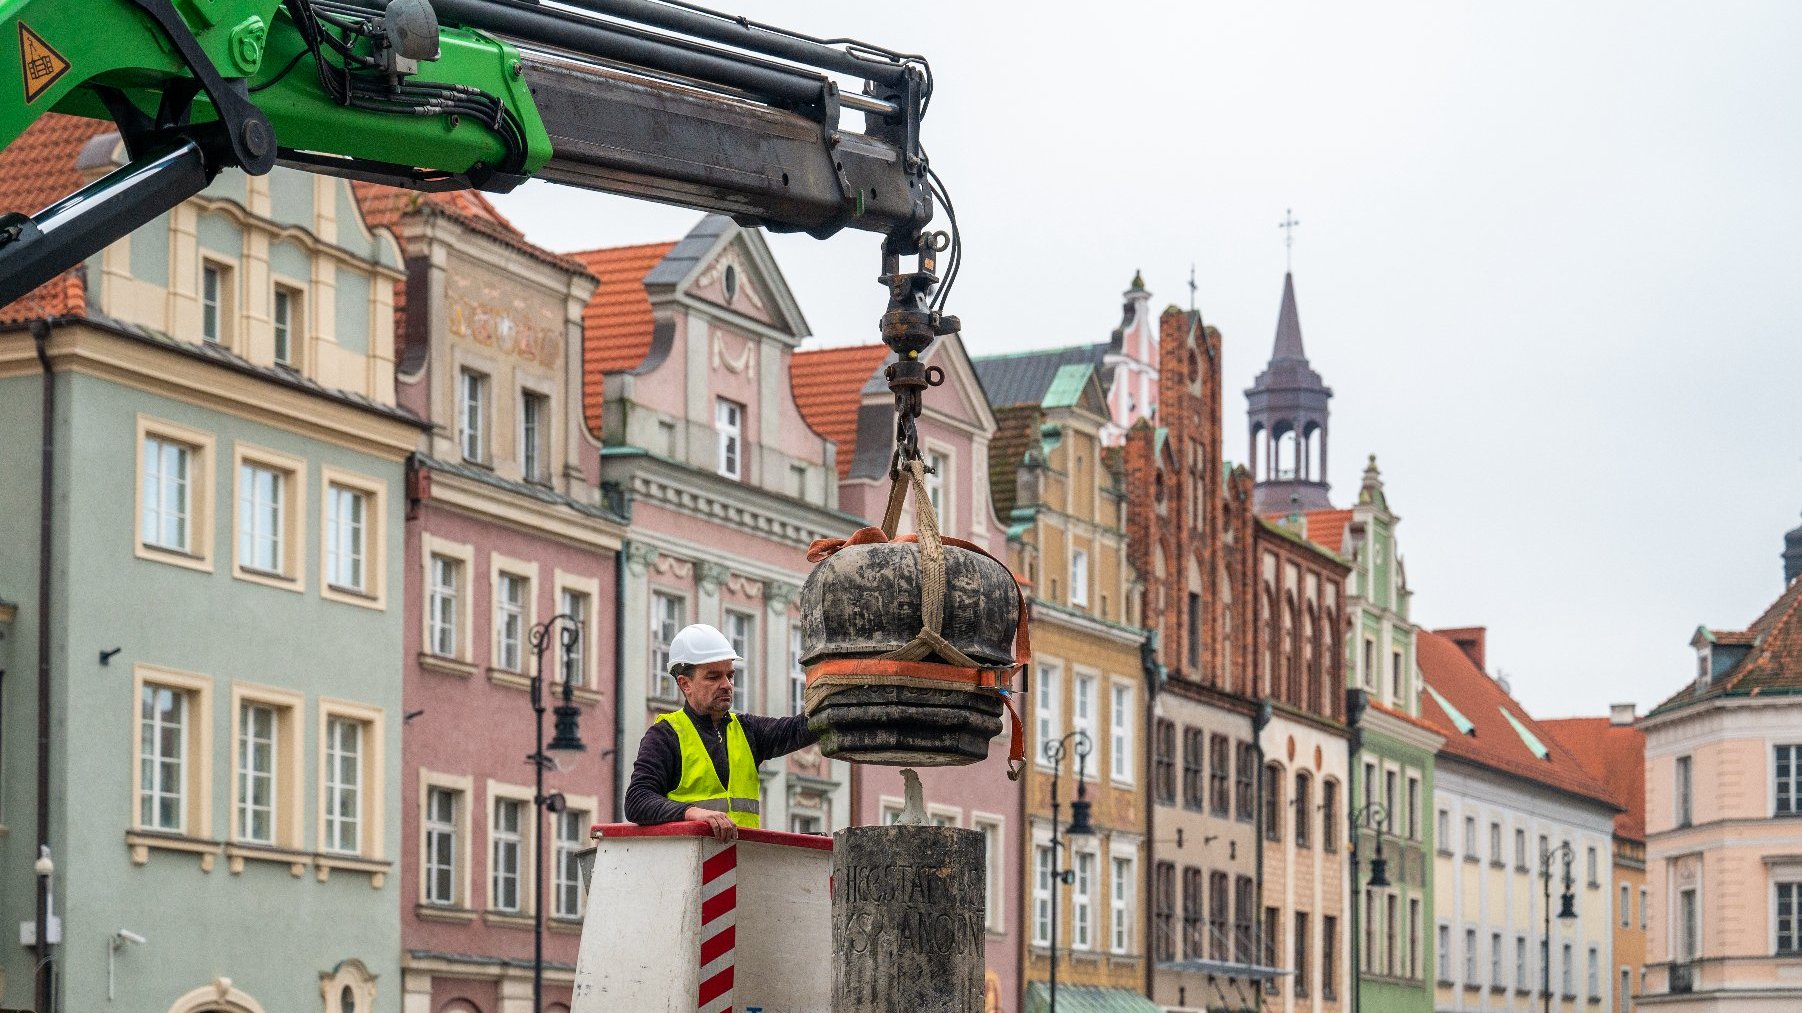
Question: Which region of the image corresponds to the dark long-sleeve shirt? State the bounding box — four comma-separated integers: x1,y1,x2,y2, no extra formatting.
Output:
624,702,818,825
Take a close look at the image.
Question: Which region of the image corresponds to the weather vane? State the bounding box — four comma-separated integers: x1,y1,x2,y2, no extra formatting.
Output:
1278,208,1300,271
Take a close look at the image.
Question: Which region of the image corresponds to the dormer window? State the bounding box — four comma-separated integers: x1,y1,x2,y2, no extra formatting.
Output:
1696,646,1711,686
716,398,743,479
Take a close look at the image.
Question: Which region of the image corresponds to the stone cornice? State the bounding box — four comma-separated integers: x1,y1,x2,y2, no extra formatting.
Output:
1031,598,1147,649
425,467,625,553
609,449,859,549
1362,706,1445,753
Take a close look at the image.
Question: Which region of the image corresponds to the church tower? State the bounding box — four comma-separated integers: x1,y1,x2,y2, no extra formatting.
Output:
1246,272,1333,512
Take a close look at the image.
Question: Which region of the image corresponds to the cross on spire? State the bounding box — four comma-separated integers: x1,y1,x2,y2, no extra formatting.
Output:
1188,263,1198,312
1278,208,1300,271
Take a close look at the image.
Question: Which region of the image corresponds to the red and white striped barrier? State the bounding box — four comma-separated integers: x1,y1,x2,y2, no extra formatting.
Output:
697,842,737,1013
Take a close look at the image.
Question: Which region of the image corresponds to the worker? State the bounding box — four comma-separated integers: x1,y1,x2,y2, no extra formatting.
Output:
625,623,818,841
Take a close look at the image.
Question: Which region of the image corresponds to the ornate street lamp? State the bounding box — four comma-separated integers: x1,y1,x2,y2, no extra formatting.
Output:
1347,801,1390,1013
1540,841,1578,1013
1046,730,1094,1012
530,614,587,1012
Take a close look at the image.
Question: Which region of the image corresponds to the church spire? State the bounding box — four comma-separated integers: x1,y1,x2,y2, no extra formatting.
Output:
1272,272,1306,361
1245,270,1333,513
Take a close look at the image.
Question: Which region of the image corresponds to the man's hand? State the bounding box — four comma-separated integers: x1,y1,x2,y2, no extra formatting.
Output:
684,806,738,842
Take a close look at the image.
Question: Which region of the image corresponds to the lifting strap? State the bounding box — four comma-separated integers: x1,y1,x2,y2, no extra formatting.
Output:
804,458,1028,779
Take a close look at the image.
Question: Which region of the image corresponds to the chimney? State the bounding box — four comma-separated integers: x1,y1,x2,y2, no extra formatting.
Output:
1437,626,1486,671
1610,702,1636,726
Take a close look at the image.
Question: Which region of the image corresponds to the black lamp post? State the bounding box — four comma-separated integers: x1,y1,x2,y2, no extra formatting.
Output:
1540,841,1578,1013
1347,801,1391,1013
1046,729,1095,1012
530,614,587,1012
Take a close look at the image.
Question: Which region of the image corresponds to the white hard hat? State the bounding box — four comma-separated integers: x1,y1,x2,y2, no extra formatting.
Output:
668,624,741,669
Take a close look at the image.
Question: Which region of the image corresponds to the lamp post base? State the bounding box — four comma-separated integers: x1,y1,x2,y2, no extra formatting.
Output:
833,823,985,1012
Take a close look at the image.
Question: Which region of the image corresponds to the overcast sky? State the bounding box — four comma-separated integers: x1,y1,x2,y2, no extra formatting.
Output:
493,1,1802,721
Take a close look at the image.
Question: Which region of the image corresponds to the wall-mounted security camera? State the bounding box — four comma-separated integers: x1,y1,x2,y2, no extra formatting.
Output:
114,928,146,947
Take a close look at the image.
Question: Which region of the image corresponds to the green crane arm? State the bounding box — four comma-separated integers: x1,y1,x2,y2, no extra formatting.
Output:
0,0,951,312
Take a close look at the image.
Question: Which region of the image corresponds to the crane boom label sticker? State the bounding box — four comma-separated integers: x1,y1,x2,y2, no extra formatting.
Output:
19,23,70,104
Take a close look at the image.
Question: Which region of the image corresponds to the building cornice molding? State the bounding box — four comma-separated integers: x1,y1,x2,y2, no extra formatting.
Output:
422,466,625,552
608,449,859,549
1030,599,1147,649
1361,707,1445,753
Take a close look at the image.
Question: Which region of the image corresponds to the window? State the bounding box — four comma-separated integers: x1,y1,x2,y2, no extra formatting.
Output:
323,716,363,854
1323,915,1338,999
790,812,823,834
236,702,277,843
1364,889,1375,973
974,817,1005,932
1676,755,1693,826
325,482,369,594
1491,932,1503,987
1234,877,1255,964
1036,663,1061,765
1777,745,1800,815
1588,845,1599,886
1363,637,1375,689
1437,924,1451,982
1186,591,1202,670
1386,894,1399,975
1294,911,1310,998
1678,887,1697,960
559,587,591,687
237,462,285,574
202,261,227,343
428,555,462,658
1391,648,1403,700
520,391,550,483
1181,866,1203,958
140,681,192,831
1070,549,1090,607
423,786,460,906
1263,907,1281,994
726,610,755,712
1110,683,1133,783
1491,822,1503,865
1263,764,1282,841
554,808,589,919
1033,845,1054,946
788,626,806,717
1072,850,1095,950
1437,809,1451,853
1209,871,1229,960
1178,726,1201,809
1561,942,1574,997
1235,742,1255,822
926,450,949,533
1160,722,1184,807
492,797,525,912
459,368,488,462
142,433,199,555
1153,861,1176,962
1210,728,1239,807
495,572,528,672
1640,888,1648,930
272,284,299,365
789,463,807,499
1587,945,1600,999
1517,828,1528,870
1516,936,1528,990
1073,673,1097,760
1620,967,1632,1013
1464,815,1478,858
716,398,743,478
1294,773,1312,848
1407,775,1420,839
1409,898,1421,979
651,592,684,700
1777,882,1800,954
1465,928,1477,981
1111,856,1133,954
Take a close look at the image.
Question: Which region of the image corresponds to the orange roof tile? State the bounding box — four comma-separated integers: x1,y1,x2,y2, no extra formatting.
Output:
0,114,113,323
570,242,677,435
1540,717,1647,842
1300,508,1353,554
791,343,891,478
1416,629,1620,811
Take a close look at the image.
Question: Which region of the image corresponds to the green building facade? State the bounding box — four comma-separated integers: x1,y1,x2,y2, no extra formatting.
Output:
0,118,418,1013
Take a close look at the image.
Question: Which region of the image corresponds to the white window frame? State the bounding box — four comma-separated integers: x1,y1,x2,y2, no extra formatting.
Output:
1033,843,1054,946
650,590,687,702
520,387,551,484
428,554,462,659
201,258,233,345
420,535,474,663
972,812,1006,934
459,368,489,463
925,445,952,535
1675,754,1693,826
491,554,539,675
1776,880,1801,955
1111,852,1134,955
1070,547,1090,607
490,790,529,914
1036,661,1062,769
1775,743,1800,816
322,715,365,855
1465,927,1478,982
1110,680,1134,785
316,699,384,863
726,608,756,713
231,443,306,589
418,769,473,909
1436,923,1451,983
716,398,743,479
423,785,459,906
1073,670,1098,776
1072,847,1096,951
788,625,806,717
555,569,601,690
553,794,600,921
272,282,302,366
229,683,302,850
320,467,386,608
136,416,216,571
134,666,213,836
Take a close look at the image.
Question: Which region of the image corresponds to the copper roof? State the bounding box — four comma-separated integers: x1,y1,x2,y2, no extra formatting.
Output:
1539,716,1647,842
1416,629,1620,810
790,343,890,478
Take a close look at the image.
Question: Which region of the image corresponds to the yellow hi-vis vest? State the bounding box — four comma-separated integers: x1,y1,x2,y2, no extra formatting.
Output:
657,709,762,829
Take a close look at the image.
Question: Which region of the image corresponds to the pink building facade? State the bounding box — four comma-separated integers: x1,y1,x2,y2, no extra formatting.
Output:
362,189,626,1013
578,216,857,836
792,335,1024,1010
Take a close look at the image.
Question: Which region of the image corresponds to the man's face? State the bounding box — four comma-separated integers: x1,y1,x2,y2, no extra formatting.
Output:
678,660,737,718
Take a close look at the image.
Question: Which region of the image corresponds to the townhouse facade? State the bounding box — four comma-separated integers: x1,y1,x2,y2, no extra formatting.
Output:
577,215,857,835
792,334,1024,1010
1639,563,1802,1010
974,348,1151,1010
355,185,626,1011
0,116,414,1012
1419,630,1620,1013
